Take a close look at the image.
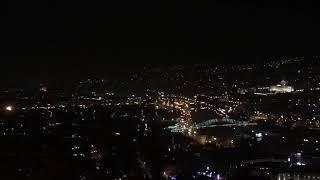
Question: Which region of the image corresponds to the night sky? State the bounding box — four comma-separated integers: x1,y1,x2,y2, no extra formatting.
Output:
1,1,320,86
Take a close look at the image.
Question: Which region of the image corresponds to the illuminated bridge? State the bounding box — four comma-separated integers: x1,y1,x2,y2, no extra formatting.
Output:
167,119,257,133
191,118,257,129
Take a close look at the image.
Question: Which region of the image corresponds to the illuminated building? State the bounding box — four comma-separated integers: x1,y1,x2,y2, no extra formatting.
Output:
269,80,294,93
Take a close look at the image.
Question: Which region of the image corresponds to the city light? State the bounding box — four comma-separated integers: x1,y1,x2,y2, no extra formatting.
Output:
5,105,13,111
0,57,319,179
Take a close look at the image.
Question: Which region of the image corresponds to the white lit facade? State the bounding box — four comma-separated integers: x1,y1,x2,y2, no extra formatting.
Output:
269,80,294,93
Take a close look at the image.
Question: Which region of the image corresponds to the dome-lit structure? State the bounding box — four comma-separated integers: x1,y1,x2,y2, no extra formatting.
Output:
280,80,287,86
269,80,294,93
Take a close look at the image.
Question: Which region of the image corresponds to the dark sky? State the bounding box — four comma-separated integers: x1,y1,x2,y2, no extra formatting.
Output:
1,1,320,85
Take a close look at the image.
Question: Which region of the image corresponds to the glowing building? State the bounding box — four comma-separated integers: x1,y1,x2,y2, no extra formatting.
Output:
269,80,294,93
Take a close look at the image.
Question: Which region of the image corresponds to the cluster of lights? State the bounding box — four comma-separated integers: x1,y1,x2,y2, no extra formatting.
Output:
5,105,13,111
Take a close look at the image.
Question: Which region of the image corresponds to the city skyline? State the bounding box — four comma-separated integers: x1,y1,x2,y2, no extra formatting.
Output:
1,1,320,179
